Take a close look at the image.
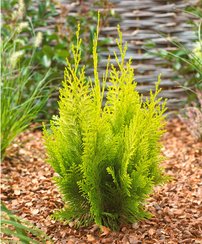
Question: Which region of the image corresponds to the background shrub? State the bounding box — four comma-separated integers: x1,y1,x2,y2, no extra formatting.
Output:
1,0,112,117
147,7,202,102
44,20,167,230
145,6,202,141
1,27,49,160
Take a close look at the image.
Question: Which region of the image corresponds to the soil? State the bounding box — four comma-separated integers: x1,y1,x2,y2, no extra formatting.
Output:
1,118,202,243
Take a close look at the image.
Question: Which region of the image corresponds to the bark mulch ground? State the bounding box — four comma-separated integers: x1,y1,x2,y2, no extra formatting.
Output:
1,118,202,243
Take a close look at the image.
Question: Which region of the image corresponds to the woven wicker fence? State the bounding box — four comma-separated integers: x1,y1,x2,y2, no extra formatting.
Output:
59,0,200,111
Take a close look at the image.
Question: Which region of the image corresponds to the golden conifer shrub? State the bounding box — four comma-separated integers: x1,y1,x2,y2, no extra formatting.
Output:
43,16,167,230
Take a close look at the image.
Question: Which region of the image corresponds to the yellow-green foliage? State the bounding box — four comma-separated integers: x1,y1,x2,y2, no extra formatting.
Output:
43,17,167,230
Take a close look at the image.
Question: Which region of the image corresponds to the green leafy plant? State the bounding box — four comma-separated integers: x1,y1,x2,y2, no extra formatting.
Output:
1,28,49,160
43,17,167,230
145,6,202,141
146,7,202,100
154,23,201,94
1,0,113,117
1,203,51,243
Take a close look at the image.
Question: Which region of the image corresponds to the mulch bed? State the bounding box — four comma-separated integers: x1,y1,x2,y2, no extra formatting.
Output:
1,118,202,244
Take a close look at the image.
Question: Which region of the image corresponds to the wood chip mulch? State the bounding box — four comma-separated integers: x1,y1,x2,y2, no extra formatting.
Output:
1,118,202,244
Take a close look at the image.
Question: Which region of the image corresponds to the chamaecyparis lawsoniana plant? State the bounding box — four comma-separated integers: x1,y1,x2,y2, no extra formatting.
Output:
43,18,167,230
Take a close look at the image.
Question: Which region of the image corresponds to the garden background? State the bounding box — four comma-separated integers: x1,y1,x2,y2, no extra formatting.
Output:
1,0,202,243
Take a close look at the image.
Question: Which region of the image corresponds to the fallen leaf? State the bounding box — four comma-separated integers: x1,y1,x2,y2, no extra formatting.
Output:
31,209,39,215
148,228,155,236
101,226,111,236
14,189,21,195
87,234,96,242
